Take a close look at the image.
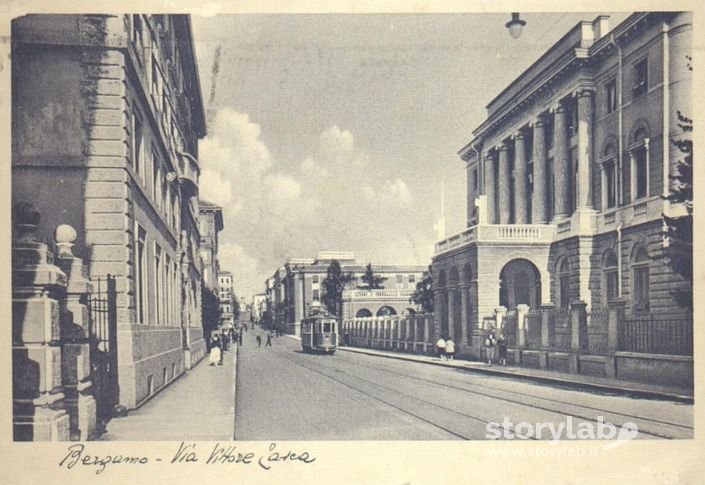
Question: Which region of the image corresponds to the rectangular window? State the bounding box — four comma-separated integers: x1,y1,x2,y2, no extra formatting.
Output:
606,270,618,300
633,266,650,311
155,245,162,325
396,275,403,284
132,113,143,175
605,161,616,208
606,79,617,114
312,275,319,284
135,226,147,324
472,168,478,193
408,274,415,284
635,148,648,199
559,275,570,309
153,151,162,209
312,289,320,300
633,59,648,99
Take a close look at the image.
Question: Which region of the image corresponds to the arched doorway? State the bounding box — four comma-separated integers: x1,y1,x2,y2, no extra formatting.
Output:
356,308,372,318
376,306,397,317
499,259,541,309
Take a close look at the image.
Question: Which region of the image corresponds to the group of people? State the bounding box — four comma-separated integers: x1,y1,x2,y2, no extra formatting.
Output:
209,326,279,365
434,328,507,366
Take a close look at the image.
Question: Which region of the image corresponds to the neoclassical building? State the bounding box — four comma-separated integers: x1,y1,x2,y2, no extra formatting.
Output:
265,251,425,335
433,13,692,358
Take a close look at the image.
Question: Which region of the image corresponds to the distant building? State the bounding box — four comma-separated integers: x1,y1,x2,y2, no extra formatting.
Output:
198,200,223,291
434,13,692,358
265,251,425,335
218,271,235,328
252,293,267,322
11,14,208,410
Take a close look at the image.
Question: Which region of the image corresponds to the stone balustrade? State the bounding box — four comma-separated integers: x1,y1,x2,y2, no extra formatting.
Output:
434,223,556,255
341,314,434,354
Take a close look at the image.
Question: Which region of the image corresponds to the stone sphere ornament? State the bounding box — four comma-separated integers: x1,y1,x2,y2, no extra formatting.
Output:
55,224,77,257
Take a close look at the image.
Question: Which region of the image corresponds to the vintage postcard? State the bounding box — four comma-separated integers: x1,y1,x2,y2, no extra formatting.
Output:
1,0,703,483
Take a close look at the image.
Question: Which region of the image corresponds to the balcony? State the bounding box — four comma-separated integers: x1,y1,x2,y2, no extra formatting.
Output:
434,223,556,255
177,151,200,197
345,289,416,300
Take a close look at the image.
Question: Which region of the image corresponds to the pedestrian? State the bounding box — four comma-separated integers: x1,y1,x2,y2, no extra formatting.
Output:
435,337,447,360
256,335,262,347
238,331,243,346
209,335,222,366
265,332,272,347
497,333,507,366
445,337,455,361
485,328,497,366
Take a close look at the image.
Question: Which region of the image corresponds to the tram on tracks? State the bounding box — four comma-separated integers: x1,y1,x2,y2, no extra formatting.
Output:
300,301,337,354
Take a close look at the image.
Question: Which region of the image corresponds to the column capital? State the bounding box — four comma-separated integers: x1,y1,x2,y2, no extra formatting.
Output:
529,115,547,128
573,86,597,98
511,130,526,141
498,141,511,152
549,101,567,114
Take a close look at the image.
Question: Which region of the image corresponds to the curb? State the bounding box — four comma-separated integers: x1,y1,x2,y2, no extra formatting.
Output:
232,344,238,439
337,346,694,404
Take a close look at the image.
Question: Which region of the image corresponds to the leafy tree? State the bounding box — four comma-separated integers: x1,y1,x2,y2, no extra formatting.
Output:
661,110,693,309
357,263,387,290
322,260,355,317
201,284,221,342
410,265,434,313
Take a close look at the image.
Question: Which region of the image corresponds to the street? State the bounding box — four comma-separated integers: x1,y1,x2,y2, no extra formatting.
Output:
235,328,693,440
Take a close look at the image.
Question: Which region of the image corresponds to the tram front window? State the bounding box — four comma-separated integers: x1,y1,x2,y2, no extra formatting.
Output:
323,323,331,333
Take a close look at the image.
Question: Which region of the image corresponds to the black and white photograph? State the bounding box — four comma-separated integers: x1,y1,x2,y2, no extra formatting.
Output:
2,1,702,483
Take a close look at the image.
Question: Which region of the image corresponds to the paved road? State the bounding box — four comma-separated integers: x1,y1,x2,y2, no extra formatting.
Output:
235,328,693,440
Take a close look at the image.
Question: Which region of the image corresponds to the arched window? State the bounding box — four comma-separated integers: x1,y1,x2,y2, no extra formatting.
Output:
355,308,372,318
632,247,650,313
376,306,397,317
557,258,570,308
630,125,650,201
602,250,619,301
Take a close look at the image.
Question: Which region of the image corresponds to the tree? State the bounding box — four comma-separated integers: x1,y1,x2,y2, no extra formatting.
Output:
661,110,693,309
410,265,434,313
321,260,355,317
357,263,387,290
201,284,221,343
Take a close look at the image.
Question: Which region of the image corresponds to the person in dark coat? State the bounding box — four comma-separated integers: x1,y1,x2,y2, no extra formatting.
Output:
238,331,243,346
265,332,272,347
497,333,508,366
256,335,262,347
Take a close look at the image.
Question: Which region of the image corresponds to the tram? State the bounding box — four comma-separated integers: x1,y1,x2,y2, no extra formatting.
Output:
301,301,337,354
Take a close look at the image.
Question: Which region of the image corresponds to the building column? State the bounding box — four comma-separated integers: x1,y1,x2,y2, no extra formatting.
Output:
484,153,496,224
294,273,304,324
498,142,512,224
553,102,570,220
459,284,469,347
576,88,596,210
531,116,548,223
514,131,528,224
446,289,455,339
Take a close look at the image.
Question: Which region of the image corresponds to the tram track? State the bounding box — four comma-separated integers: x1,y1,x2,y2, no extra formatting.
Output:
330,350,692,439
277,350,540,440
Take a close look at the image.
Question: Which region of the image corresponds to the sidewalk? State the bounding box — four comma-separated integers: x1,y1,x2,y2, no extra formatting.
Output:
99,346,238,441
337,345,694,403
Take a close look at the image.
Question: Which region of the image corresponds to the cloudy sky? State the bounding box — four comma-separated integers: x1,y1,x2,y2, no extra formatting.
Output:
191,12,628,299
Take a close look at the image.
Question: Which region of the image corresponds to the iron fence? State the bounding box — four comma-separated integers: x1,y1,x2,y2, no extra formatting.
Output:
551,307,572,351
526,309,543,348
619,314,693,355
587,306,609,355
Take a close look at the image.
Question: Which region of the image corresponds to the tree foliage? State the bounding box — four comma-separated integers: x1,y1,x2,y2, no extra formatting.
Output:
321,260,355,317
661,110,692,309
410,265,434,313
358,263,387,290
201,284,221,338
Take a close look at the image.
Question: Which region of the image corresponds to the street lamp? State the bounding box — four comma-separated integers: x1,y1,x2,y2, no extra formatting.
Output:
506,12,527,39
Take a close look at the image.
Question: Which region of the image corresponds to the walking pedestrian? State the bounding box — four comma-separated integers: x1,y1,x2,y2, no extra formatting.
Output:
209,335,222,366
445,337,456,361
256,335,262,347
497,333,507,366
265,332,272,347
435,337,447,360
485,328,497,366
238,331,243,346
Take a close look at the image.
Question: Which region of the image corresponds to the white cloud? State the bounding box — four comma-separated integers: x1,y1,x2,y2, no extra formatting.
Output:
318,124,368,168
199,168,234,207
382,178,413,206
217,242,260,297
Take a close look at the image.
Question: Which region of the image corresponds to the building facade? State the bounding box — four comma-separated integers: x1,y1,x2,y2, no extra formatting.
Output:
265,251,425,335
12,14,209,409
217,270,235,328
198,200,224,291
433,13,692,360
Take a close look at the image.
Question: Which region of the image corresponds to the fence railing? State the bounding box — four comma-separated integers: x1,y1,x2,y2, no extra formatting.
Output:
587,306,609,355
619,314,693,355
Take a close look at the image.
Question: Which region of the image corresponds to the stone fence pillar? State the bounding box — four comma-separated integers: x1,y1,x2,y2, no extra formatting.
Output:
55,225,97,440
494,306,507,332
516,304,530,348
605,299,627,378
540,303,555,348
12,210,70,441
569,300,588,373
